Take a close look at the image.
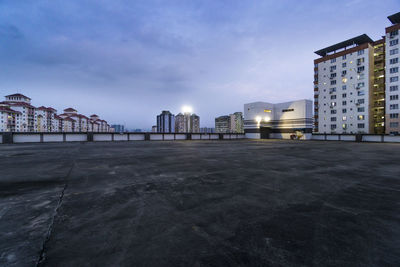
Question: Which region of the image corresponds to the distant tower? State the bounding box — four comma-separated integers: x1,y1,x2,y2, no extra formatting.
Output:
190,113,200,133
157,111,175,133
175,113,186,133
230,112,244,133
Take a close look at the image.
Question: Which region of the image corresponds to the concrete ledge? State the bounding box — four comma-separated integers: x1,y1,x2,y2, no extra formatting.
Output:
384,135,400,143
113,134,128,141
150,134,163,140
93,134,112,142
210,134,219,140
129,134,145,141
66,134,87,142
13,134,41,143
175,134,186,140
245,133,260,139
43,134,64,142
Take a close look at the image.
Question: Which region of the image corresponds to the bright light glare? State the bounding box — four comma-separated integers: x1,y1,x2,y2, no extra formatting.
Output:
264,117,271,122
255,116,262,123
182,105,193,113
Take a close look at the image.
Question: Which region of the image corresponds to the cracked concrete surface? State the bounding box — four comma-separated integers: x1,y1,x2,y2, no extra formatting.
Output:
0,140,399,266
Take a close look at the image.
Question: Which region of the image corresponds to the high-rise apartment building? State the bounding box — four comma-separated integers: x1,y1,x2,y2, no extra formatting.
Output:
314,12,400,135
190,113,200,133
156,111,175,133
1,94,36,132
215,115,231,133
386,13,400,134
230,112,244,133
175,112,200,133
215,112,244,133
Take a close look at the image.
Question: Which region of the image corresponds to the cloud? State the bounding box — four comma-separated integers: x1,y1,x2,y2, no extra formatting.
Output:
0,0,399,128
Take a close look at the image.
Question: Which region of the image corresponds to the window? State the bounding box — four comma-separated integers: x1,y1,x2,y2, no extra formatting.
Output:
390,85,399,92
358,90,365,96
390,39,399,46
358,107,365,112
390,30,399,37
390,104,399,110
390,113,399,119
390,58,399,64
331,110,337,114
330,65,336,71
342,108,347,113
390,48,399,55
357,66,365,72
390,122,399,128
331,80,336,85
342,124,347,129
331,124,337,130
342,70,347,76
357,58,365,65
331,117,337,122
342,55,346,60
390,76,399,83
358,115,365,120
357,50,364,56
330,87,336,93
330,73,337,78
358,123,365,128
342,62,347,68
342,100,347,105
357,82,365,88
342,116,347,121
342,93,347,98
390,95,399,100
390,67,399,74
331,102,337,107
331,95,337,100
358,99,365,104
342,85,347,90
331,58,336,63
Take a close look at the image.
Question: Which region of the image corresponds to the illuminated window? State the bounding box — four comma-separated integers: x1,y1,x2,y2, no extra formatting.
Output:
263,109,271,113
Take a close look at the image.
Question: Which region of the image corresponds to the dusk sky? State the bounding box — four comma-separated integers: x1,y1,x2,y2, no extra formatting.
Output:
1,0,399,129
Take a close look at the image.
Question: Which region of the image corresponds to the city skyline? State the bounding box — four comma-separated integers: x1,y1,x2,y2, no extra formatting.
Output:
1,1,399,128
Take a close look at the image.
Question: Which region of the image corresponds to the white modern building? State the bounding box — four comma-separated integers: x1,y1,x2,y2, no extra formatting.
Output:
244,99,313,139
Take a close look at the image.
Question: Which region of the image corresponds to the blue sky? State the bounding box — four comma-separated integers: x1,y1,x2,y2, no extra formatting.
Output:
0,0,399,128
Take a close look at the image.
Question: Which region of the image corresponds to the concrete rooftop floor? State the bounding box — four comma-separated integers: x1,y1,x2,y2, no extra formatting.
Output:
0,140,399,266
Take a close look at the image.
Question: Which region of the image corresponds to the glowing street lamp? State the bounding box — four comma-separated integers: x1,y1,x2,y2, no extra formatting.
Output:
182,105,193,114
255,116,262,127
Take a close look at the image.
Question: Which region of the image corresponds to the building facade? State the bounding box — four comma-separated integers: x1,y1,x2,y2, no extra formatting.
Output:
0,94,111,132
111,124,125,133
314,12,400,135
215,116,231,133
215,112,244,133
175,112,200,133
244,100,313,139
386,13,400,134
200,127,215,133
230,112,244,133
156,111,175,133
